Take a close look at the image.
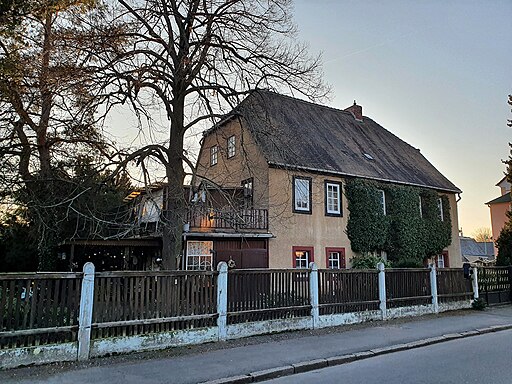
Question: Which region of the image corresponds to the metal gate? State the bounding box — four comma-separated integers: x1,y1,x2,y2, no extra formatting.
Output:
478,266,512,306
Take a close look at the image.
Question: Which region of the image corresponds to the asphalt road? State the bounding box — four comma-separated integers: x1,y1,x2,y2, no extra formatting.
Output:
265,329,512,384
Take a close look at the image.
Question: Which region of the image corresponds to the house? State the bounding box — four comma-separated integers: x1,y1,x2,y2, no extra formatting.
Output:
194,90,462,269
460,236,495,266
486,176,511,255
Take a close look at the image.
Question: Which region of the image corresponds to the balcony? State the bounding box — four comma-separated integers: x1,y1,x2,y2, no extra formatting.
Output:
186,208,268,232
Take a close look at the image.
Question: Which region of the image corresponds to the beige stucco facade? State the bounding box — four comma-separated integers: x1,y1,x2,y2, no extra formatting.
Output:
196,119,462,269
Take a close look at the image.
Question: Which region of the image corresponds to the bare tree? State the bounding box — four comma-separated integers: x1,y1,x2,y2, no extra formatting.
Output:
106,0,328,268
0,0,128,269
472,227,492,242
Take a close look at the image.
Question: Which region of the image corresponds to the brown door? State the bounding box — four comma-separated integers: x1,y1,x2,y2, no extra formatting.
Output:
241,249,268,268
215,249,243,269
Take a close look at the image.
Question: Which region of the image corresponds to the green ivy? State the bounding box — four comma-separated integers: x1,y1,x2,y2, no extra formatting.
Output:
345,179,452,266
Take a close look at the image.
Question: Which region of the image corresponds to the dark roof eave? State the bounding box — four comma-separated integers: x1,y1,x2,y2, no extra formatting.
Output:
268,161,462,194
486,194,511,205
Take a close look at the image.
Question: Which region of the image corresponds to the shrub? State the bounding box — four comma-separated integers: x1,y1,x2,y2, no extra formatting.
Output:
472,298,487,311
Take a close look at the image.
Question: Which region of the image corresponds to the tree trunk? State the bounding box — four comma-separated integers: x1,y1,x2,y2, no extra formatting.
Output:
161,94,186,270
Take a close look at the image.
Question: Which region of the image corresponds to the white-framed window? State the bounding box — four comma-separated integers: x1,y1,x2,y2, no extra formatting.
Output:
419,196,423,218
436,254,445,268
293,247,313,268
293,176,311,213
438,198,444,221
325,181,341,216
210,145,218,166
328,252,340,269
186,241,213,270
227,135,236,158
378,189,386,215
325,247,346,269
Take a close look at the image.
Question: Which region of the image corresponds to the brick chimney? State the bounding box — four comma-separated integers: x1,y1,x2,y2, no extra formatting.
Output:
344,100,363,121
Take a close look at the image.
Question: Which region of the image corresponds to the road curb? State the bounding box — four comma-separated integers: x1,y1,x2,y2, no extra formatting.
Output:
199,324,512,384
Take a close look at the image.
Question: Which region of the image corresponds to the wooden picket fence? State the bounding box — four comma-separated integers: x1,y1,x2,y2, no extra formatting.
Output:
318,269,379,314
91,271,218,339
0,264,500,369
0,273,82,349
227,269,310,324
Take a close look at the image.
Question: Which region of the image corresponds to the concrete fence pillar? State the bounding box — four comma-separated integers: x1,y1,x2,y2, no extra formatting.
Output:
377,262,387,320
472,267,479,300
309,262,319,329
430,264,439,313
217,262,228,341
77,262,95,361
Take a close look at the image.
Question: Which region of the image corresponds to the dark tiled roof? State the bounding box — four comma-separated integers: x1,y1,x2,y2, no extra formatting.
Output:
235,91,460,192
486,193,511,205
460,237,494,258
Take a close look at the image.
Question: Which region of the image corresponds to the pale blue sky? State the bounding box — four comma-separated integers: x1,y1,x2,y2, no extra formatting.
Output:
293,0,512,236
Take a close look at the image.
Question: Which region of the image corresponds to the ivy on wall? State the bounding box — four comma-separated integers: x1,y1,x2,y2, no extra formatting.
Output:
345,179,452,266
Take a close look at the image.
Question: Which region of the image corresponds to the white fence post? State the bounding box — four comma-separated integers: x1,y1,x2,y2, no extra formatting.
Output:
472,267,479,300
217,262,228,341
309,262,319,329
77,262,95,361
430,264,439,313
378,262,387,320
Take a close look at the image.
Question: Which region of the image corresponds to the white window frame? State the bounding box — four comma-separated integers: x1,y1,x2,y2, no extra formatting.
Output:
378,189,386,215
419,196,423,218
328,251,341,269
325,182,341,216
186,241,213,271
227,135,236,158
294,249,310,269
438,198,444,221
437,254,445,269
293,177,311,213
210,145,218,166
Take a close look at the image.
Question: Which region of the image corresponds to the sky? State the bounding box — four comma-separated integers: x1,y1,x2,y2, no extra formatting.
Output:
291,0,512,237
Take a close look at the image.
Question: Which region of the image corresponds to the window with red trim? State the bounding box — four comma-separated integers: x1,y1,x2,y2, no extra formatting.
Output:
325,247,346,269
292,246,314,268
434,251,449,268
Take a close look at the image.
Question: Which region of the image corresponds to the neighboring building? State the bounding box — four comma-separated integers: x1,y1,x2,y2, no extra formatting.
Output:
194,91,462,269
486,176,511,255
460,236,495,266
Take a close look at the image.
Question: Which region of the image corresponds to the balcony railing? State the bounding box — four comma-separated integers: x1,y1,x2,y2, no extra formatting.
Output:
187,208,268,231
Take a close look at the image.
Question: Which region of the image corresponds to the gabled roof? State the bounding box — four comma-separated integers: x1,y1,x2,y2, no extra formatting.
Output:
486,193,511,205
233,91,460,193
460,237,494,258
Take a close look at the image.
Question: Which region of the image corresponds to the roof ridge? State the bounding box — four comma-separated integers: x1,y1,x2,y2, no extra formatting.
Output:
253,89,359,118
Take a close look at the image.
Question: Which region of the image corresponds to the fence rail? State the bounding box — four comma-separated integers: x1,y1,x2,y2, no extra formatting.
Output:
318,269,379,314
227,269,310,324
2,264,506,369
0,273,82,350
478,267,512,305
385,269,431,308
92,271,218,339
437,268,473,303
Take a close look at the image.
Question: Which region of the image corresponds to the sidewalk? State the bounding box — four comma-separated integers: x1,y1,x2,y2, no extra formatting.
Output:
2,306,512,384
